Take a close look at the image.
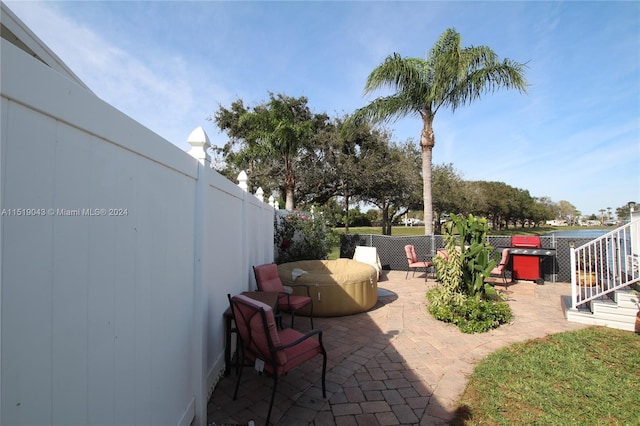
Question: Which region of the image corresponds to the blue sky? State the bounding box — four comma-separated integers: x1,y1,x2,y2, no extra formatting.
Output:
6,0,639,218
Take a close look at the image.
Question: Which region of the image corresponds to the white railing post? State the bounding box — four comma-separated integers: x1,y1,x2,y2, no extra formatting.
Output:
255,187,264,202
570,244,577,309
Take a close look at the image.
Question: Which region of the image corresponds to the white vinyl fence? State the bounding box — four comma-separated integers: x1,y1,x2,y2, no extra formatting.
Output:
1,39,274,425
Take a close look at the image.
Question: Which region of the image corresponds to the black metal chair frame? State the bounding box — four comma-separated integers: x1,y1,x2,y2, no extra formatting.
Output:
227,294,327,426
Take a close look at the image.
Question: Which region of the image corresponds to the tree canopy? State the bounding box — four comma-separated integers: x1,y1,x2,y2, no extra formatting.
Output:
211,93,327,210
209,92,584,234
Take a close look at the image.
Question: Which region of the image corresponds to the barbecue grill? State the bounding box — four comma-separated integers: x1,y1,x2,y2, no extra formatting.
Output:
509,236,556,284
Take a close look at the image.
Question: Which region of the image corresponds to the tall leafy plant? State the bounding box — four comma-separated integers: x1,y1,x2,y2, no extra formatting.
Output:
447,213,497,298
431,230,466,308
428,213,510,333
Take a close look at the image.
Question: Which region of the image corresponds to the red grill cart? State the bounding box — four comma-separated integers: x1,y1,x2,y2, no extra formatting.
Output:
511,236,542,283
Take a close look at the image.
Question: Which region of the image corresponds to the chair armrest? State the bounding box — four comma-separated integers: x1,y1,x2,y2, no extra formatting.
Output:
272,329,324,351
287,283,313,297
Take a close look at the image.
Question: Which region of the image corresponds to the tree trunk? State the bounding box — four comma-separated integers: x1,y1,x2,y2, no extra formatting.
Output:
285,159,295,211
344,192,350,234
420,114,436,235
285,186,294,211
381,207,390,235
434,210,442,235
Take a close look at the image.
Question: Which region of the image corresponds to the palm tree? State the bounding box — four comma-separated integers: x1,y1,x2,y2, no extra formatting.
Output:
353,28,528,234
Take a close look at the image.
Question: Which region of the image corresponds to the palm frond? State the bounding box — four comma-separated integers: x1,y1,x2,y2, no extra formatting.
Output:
353,94,421,125
357,27,527,124
445,59,529,111
428,28,461,60
364,53,430,96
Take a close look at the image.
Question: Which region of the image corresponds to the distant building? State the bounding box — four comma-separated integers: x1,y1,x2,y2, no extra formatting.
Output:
578,220,602,227
546,219,568,226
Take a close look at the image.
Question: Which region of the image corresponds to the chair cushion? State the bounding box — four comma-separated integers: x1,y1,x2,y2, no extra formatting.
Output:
436,250,449,261
409,261,432,268
232,294,287,366
274,328,322,375
254,264,285,293
405,245,418,263
279,294,312,311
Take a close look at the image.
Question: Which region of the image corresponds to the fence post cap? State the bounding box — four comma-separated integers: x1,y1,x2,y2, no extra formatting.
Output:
237,170,248,191
187,127,211,164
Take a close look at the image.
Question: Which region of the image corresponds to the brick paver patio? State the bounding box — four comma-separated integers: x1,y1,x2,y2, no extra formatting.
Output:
207,270,587,425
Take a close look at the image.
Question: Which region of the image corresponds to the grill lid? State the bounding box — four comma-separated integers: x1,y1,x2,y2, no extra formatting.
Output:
511,235,541,248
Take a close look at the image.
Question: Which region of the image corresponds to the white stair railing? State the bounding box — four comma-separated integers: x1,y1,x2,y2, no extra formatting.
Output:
570,218,640,309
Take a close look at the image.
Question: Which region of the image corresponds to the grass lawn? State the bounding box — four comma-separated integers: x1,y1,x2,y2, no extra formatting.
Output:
327,225,610,259
452,326,640,425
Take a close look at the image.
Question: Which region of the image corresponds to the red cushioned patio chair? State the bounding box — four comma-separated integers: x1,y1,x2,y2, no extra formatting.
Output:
489,248,511,286
404,244,433,280
228,294,326,426
253,263,314,329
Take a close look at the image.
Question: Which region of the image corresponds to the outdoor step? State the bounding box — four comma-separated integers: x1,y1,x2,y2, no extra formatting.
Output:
617,299,639,309
614,287,640,305
566,308,638,332
565,284,640,332
561,295,590,315
579,287,639,309
586,303,637,324
591,301,638,319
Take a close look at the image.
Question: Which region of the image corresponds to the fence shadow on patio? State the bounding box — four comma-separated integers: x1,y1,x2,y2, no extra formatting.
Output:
207,270,457,425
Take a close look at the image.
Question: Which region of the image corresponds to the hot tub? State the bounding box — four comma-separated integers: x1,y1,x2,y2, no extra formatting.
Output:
277,259,378,317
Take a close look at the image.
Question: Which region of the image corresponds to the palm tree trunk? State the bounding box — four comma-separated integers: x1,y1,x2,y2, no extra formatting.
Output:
285,187,294,211
421,114,436,235
285,157,295,211
381,207,390,235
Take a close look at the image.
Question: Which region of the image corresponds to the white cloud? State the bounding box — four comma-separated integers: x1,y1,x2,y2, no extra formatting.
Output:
6,1,229,150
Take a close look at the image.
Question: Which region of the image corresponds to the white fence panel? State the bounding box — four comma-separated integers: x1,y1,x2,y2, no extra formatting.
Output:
1,39,274,426
203,172,248,390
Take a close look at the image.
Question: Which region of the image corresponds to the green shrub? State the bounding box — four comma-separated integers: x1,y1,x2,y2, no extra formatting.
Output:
426,287,512,333
274,211,337,263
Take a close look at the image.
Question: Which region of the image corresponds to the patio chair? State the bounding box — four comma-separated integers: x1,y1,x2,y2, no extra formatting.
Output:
253,263,314,329
228,294,327,426
435,249,449,261
488,248,511,285
404,244,433,280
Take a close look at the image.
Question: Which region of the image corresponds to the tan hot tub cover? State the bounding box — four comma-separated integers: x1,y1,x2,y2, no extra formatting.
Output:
277,259,378,317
